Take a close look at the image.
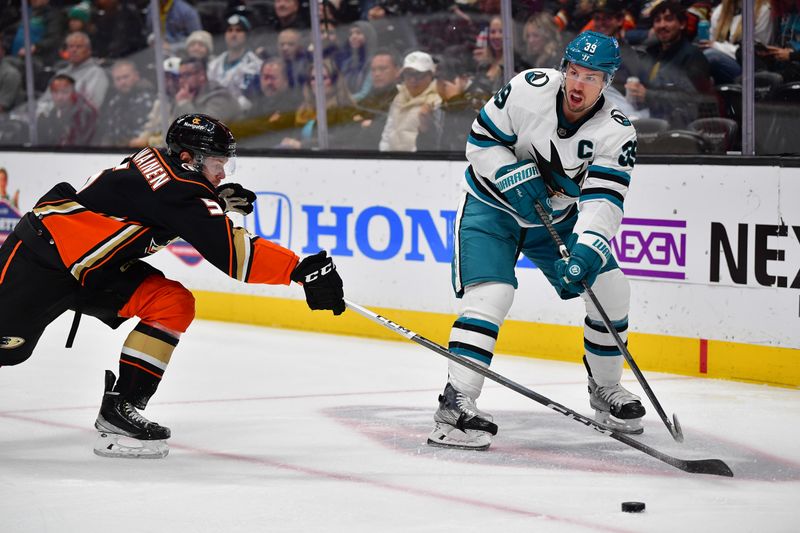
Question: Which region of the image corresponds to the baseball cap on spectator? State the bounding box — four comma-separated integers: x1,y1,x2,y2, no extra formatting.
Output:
402,51,435,74
164,56,181,76
593,0,625,15
227,14,252,32
186,30,214,55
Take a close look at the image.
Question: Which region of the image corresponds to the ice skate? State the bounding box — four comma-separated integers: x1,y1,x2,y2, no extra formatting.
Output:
93,370,170,459
588,376,645,434
427,383,498,450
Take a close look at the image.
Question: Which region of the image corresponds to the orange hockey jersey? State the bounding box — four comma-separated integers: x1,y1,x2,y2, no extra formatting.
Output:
32,147,299,288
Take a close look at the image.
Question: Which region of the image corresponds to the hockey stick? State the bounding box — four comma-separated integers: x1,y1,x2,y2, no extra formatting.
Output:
532,201,684,443
344,299,731,476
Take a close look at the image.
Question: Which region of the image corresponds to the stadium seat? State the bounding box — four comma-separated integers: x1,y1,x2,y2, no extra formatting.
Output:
631,117,669,153
715,84,742,124
689,117,738,154
768,81,800,103
0,119,30,146
649,130,710,154
754,71,783,100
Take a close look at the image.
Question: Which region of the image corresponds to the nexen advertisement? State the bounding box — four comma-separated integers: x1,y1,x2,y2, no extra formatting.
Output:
0,152,796,347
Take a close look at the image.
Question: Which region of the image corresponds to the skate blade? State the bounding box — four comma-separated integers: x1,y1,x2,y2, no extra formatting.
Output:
426,424,492,451
93,432,169,459
594,410,644,435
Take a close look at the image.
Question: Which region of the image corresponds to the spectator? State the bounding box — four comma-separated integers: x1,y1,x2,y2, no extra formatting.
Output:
317,20,346,70
281,58,360,149
43,32,110,114
96,60,155,147
66,3,92,35
365,0,418,52
232,58,303,147
208,14,263,112
185,30,214,62
352,48,401,149
92,0,147,60
341,21,379,101
517,12,563,70
379,50,441,152
0,44,23,114
587,0,642,93
625,1,715,128
271,0,310,31
173,57,241,123
0,168,20,209
417,51,493,151
129,56,182,148
699,0,773,84
37,74,98,146
555,0,597,35
760,0,800,82
146,0,202,52
473,16,506,93
277,29,310,90
10,0,66,67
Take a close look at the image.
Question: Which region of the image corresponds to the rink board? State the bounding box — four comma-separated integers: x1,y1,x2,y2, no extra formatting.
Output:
0,151,797,386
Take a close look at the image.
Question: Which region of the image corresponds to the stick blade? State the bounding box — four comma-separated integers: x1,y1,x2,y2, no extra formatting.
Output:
682,458,734,477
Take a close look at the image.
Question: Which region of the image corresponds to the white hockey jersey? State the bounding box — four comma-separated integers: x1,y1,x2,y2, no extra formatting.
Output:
464,68,637,241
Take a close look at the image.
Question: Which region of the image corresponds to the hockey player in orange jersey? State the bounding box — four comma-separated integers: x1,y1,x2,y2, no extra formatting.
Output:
0,114,345,458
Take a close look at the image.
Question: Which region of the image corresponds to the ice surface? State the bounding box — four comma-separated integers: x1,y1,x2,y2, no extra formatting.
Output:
1,314,799,532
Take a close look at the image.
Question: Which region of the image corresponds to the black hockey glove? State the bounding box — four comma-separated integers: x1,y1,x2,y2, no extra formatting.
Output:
215,183,256,215
290,251,346,315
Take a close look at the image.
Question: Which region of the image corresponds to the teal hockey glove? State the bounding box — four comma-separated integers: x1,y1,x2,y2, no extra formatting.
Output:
493,160,551,223
554,232,612,293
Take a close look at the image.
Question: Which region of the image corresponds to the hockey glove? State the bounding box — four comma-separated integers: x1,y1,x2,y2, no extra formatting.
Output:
554,232,612,294
493,160,552,223
290,251,345,315
216,183,256,215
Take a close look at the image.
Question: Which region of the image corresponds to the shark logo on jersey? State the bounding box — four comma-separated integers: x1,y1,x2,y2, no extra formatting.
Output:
530,141,587,198
525,70,550,87
610,109,632,127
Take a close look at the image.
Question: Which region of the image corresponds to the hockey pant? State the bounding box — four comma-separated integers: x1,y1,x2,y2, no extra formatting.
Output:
0,232,194,406
448,195,630,398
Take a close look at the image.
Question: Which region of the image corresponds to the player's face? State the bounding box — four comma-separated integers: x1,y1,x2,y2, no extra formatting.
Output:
563,63,605,118
202,156,234,187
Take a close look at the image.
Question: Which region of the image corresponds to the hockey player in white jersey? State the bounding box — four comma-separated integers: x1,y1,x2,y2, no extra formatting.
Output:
428,31,643,450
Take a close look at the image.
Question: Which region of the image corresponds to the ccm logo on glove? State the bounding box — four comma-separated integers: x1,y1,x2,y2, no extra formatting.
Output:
290,251,345,315
215,183,256,215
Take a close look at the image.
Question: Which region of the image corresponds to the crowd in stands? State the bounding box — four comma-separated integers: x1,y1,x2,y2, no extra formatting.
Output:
0,0,799,152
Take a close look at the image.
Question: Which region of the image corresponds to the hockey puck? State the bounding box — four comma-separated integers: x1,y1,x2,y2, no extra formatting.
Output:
621,502,645,513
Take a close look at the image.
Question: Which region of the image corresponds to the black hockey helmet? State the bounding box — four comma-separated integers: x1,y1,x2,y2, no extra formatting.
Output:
166,114,236,162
